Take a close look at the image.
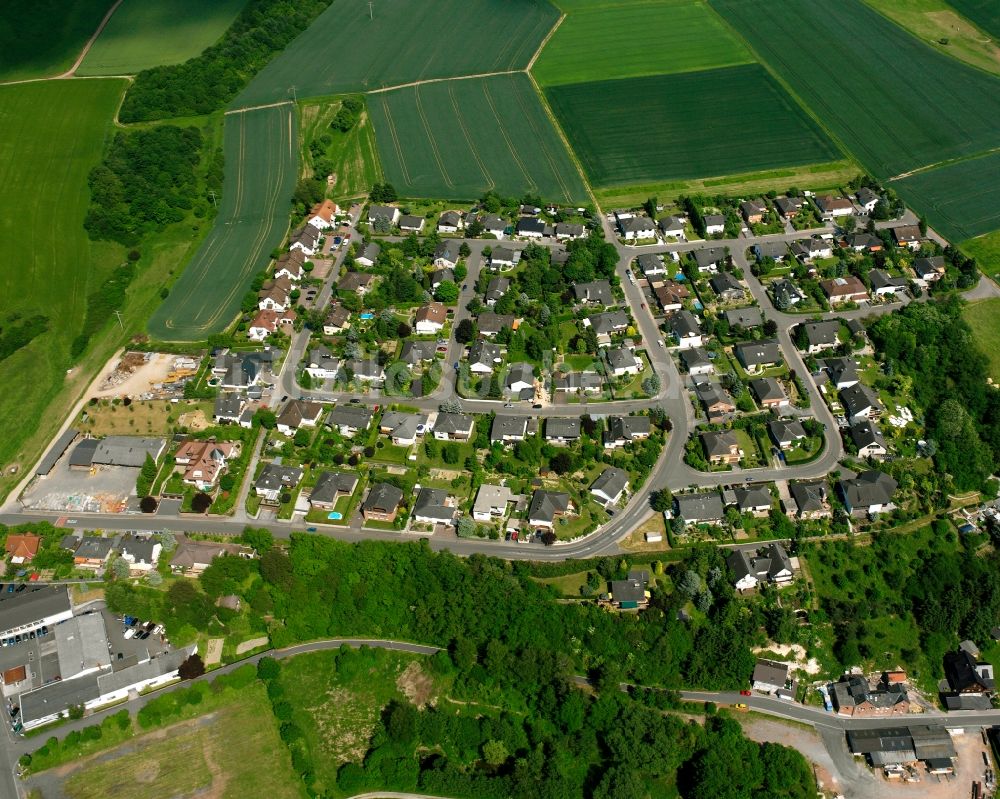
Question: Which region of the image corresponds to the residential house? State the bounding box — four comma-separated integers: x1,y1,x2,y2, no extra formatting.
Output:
322,304,351,335
429,267,455,289
379,411,427,446
276,400,324,435
734,339,783,374
478,312,516,337
590,467,629,505
475,213,507,238
636,252,668,278
4,534,40,564
437,210,463,233
554,223,585,241
619,216,657,241
484,276,510,307
775,196,805,218
432,412,474,441
838,470,897,515
398,340,437,367
354,243,380,268
212,350,273,389
710,271,745,301
768,419,807,450
490,415,528,444
694,381,735,421
258,276,292,311
653,281,689,313
658,215,687,241
750,377,787,409
506,362,535,399
702,430,742,465
680,347,714,376
412,487,456,526
609,570,650,610
325,406,373,436
553,371,603,395
790,237,832,262
724,306,763,330
740,199,767,225
754,241,789,263
368,205,400,226
844,232,883,253
573,280,614,306
912,256,945,285
869,269,908,297
307,199,339,229
544,417,581,445
771,278,806,308
169,536,254,575
173,439,238,490
254,463,304,503
289,224,321,256
856,187,880,214
213,393,245,425
304,345,340,381
674,492,725,525
733,485,773,516
603,415,651,448
821,275,868,304
752,660,791,694
339,270,375,294
308,471,359,510
527,490,572,529
840,383,882,423
814,195,855,220
667,310,702,348
728,542,792,591
850,420,887,459
832,676,909,717
789,480,830,519
587,311,630,344
73,537,114,572
802,320,840,354
362,482,404,522
472,484,522,522
432,240,460,269
703,214,726,236
943,649,995,695
892,225,922,250
273,250,304,282
117,534,162,575
516,217,547,238
414,302,447,335
693,246,726,273
825,357,859,390
248,308,295,341
488,246,518,270
467,339,503,374
605,347,642,377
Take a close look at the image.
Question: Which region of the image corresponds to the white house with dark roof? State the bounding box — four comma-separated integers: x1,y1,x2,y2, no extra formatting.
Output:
432,412,474,441
619,216,657,241
801,320,841,354
544,417,581,444
850,420,887,459
399,215,425,233
603,415,651,448
528,490,572,529
605,347,642,377
368,205,400,226
667,310,702,349
838,470,897,515
490,415,527,444
591,467,629,505
703,214,726,236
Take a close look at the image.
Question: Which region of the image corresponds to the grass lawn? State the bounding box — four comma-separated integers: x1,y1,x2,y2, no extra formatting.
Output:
278,647,447,795
532,0,751,86
77,0,247,75
299,97,383,202
784,435,823,464
0,0,111,81
57,686,304,799
961,230,1000,278
564,353,597,371
534,570,594,597
79,399,214,437
962,298,1000,383
733,429,762,467
370,442,411,465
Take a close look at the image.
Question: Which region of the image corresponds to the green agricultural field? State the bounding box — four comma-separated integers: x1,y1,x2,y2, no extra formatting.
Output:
709,0,1000,178
962,230,1000,276
948,0,1000,37
148,105,297,340
77,0,247,76
369,73,588,202
532,0,751,86
547,66,841,187
232,0,558,109
0,79,125,472
893,151,1000,241
300,99,383,200
963,298,1000,384
0,0,110,81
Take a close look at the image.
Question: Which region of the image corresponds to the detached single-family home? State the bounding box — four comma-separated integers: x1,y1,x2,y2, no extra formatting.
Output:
740,199,767,225
289,224,321,256
693,247,726,273
771,278,806,308
173,439,238,489
856,187,880,214
710,271,745,302
892,225,922,250
844,232,883,253
213,393,245,425
768,419,807,450
323,304,351,335
606,347,642,377
814,195,854,220
573,280,614,306
489,246,519,270
118,534,162,575
467,339,502,374
478,312,516,337
338,270,376,294
821,275,868,305
344,358,384,384
680,347,714,376
752,659,792,695
276,400,324,435
668,310,702,348
553,371,603,395
307,199,339,230
912,256,945,285
603,415,651,448
472,484,523,522
734,339,783,374
412,487,456,526
790,237,832,262
5,534,40,563
695,381,735,421
354,242,380,268
869,269,908,297
610,570,650,610
703,214,726,236
555,223,585,241
506,362,535,399
674,492,725,525
724,306,763,331
637,252,668,278
254,463,304,502
362,482,404,522
485,276,510,307
491,415,528,444
414,302,447,335
840,383,882,423
429,267,455,289
368,205,400,226
733,485,774,516
754,241,789,263
825,357,859,390
619,216,657,241
248,308,295,341
274,250,305,282
432,412,474,441
838,470,897,515
775,196,805,218
789,480,830,519
474,213,507,238
309,471,359,510
728,542,792,591
516,217,547,239
590,467,629,505
73,537,114,571
304,345,340,381
850,420,887,459
750,377,787,409
398,340,437,368
801,320,840,354
702,430,742,465
587,311,630,343
437,210,463,233
658,215,687,241
325,406,374,436
433,240,461,269
544,417,581,445
528,490,572,529
654,281,688,313
379,411,428,446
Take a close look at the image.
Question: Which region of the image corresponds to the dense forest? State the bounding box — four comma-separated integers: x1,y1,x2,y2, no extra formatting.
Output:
868,296,1000,491
119,0,333,122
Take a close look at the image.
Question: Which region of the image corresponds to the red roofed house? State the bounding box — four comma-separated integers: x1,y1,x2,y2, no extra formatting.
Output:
173,440,240,491
5,534,40,563
307,199,339,230
248,309,295,342
821,276,868,305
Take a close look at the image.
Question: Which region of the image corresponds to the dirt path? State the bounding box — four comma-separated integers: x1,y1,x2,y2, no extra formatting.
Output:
364,69,521,95
527,13,565,71
59,0,127,78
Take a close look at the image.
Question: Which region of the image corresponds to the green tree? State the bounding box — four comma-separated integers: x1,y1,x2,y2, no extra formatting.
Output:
434,281,459,303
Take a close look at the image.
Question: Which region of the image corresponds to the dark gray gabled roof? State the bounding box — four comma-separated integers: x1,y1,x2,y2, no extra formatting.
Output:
412,487,455,522
803,320,841,348
433,239,460,264
840,383,881,417
506,362,535,389
768,418,806,444
468,339,502,368
850,420,886,450
724,306,763,329
734,339,782,368
680,347,712,370
516,217,547,235
363,482,403,514
589,310,630,335
790,480,826,514
636,252,665,273
733,485,773,511
839,470,897,508
491,415,527,440
477,312,516,335
605,415,651,441
675,492,725,522
869,269,908,291
74,536,113,560
693,247,726,269
620,216,656,233
398,214,424,229
310,471,359,505
326,405,374,430
710,271,744,295
399,339,437,365
545,417,581,440
255,462,304,491
214,393,243,418
433,412,473,436
749,377,785,404
701,430,739,458
591,467,629,500
754,241,789,260
528,490,570,522
606,347,637,372
573,280,614,305
695,381,734,410
669,310,701,338
824,356,859,386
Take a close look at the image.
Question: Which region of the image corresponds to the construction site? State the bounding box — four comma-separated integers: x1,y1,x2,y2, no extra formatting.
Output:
94,351,202,400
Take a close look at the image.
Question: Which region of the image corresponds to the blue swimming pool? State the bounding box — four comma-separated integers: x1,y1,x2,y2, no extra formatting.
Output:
359,313,374,320
328,511,343,520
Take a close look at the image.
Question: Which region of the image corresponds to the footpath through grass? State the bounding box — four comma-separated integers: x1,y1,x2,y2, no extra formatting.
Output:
0,0,111,81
